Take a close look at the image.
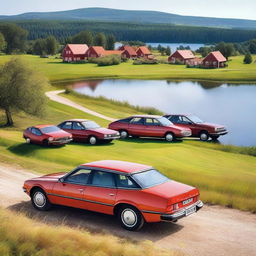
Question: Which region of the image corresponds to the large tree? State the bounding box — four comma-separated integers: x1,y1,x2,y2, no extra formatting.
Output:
0,23,28,53
45,36,58,55
0,32,6,52
215,42,235,59
72,30,93,46
32,38,47,55
94,32,106,48
0,58,48,126
106,34,115,50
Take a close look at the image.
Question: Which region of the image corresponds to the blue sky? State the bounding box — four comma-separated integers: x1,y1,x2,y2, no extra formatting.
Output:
1,0,255,20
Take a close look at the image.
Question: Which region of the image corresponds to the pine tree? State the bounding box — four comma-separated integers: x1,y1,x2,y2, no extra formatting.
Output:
94,33,107,48
106,34,115,50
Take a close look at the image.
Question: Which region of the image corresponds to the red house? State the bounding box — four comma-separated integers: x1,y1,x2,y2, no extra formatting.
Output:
136,46,152,58
119,45,137,59
202,51,227,68
62,44,88,62
85,46,106,58
168,50,196,64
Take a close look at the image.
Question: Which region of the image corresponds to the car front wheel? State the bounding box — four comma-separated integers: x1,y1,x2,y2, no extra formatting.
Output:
31,188,52,211
165,133,174,142
24,137,31,144
120,130,129,139
88,136,97,145
118,206,144,231
200,131,209,141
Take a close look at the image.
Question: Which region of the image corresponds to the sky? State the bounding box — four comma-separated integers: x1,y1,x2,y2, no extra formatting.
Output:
0,0,255,20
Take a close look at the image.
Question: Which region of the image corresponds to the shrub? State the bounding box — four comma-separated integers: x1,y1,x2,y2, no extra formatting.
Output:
243,52,253,64
96,55,121,66
133,58,158,65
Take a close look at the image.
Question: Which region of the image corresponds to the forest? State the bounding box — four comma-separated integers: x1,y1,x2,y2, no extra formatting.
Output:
3,20,256,44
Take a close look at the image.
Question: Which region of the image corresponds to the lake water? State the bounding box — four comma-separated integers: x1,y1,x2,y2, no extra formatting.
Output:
72,80,256,147
115,42,205,52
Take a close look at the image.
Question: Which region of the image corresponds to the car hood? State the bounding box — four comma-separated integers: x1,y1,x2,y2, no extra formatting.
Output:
93,127,118,135
144,180,199,204
199,122,225,129
32,172,67,181
45,130,72,138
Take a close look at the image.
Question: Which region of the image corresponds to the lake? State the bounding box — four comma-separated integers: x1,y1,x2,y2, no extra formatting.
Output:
115,42,205,52
72,80,256,147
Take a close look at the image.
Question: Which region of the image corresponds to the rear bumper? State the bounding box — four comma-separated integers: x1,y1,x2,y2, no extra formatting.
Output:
161,200,204,222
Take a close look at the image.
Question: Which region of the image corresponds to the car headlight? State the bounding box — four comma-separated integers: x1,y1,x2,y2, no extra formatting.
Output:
48,137,54,141
116,132,120,136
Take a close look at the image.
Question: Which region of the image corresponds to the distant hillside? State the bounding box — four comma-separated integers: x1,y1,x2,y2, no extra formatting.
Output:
0,7,256,29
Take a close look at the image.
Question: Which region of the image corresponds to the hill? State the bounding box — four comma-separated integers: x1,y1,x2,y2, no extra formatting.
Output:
0,7,256,29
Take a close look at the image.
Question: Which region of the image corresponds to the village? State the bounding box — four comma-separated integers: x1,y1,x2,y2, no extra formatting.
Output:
62,43,227,68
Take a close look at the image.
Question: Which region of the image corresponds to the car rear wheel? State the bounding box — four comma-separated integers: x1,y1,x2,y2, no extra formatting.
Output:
31,188,52,211
118,206,144,231
88,136,97,145
199,131,209,141
165,133,174,142
120,130,129,139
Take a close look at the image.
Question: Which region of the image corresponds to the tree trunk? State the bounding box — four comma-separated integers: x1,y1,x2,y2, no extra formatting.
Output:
5,108,13,126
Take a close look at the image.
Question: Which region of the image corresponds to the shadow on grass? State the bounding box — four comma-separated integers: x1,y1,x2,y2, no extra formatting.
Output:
9,201,183,242
121,137,184,145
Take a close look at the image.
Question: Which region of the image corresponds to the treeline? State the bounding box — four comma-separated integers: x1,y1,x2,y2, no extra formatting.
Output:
4,20,256,44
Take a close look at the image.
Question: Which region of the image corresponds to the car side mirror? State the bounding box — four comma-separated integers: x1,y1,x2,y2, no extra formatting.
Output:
59,178,64,183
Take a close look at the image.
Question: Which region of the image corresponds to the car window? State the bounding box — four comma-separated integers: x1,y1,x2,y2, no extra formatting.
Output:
180,116,192,124
119,118,132,123
31,128,42,136
61,121,72,129
115,175,139,189
91,171,115,187
169,115,181,123
65,169,92,185
82,121,100,129
130,117,144,125
72,122,84,130
145,118,159,125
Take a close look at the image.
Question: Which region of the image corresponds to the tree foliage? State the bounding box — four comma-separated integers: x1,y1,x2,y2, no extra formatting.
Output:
94,32,107,47
215,42,235,59
45,36,58,55
0,58,48,126
71,30,93,45
0,23,28,53
0,32,6,52
106,34,115,50
243,52,253,64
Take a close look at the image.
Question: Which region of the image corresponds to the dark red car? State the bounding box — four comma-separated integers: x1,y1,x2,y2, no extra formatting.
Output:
23,125,72,146
58,119,120,145
108,115,192,142
164,114,228,141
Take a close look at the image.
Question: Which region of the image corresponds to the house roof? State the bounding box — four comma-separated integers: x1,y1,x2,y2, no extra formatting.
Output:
137,46,151,55
104,50,123,56
175,50,195,59
82,160,151,174
67,44,88,55
120,45,137,55
89,46,105,55
206,51,227,62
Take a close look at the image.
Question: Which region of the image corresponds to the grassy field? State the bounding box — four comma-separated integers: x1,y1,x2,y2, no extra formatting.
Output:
0,54,256,83
0,97,256,212
0,209,176,256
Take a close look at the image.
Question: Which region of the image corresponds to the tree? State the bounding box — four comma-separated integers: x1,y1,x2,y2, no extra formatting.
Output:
32,38,47,55
72,31,93,46
0,23,28,53
0,58,48,126
0,32,6,52
94,33,106,48
248,40,256,54
166,46,171,56
215,42,235,59
45,36,58,55
243,52,253,64
106,34,115,50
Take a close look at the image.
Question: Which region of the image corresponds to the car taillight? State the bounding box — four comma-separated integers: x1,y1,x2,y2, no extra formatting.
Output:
173,203,179,210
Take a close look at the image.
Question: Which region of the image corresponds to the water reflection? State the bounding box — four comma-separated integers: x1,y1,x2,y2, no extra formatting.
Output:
72,80,256,147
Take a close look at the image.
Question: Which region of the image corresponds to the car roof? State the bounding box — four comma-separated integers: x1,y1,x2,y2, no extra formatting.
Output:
63,119,90,122
81,160,151,174
128,115,162,119
34,124,55,129
164,114,192,116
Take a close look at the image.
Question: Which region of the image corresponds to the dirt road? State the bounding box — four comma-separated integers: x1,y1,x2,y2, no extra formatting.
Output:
46,90,115,121
1,164,256,256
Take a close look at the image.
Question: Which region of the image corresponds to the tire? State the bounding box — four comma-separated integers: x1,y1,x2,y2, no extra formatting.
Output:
119,130,129,139
199,131,209,141
88,136,97,145
24,137,31,144
211,135,220,141
165,132,174,142
118,205,144,231
42,139,49,147
31,188,52,211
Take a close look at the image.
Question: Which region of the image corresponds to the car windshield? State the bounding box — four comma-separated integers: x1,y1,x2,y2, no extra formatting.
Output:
158,117,173,126
82,121,100,129
188,115,204,124
132,169,169,188
40,126,61,133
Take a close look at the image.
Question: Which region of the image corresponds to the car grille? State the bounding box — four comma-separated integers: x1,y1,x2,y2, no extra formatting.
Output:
55,137,70,141
216,127,226,132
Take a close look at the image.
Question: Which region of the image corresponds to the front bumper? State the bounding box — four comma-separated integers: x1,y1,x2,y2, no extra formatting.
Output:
161,200,204,222
49,138,73,145
103,135,120,140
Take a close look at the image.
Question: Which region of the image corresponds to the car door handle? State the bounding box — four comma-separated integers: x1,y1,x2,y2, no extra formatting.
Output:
109,193,115,196
78,188,84,192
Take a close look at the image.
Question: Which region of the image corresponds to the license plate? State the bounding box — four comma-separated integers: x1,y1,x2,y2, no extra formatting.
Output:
185,206,196,216
182,198,193,205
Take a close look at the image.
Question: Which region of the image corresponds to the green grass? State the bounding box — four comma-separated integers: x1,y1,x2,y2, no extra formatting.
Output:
0,208,175,256
0,54,256,83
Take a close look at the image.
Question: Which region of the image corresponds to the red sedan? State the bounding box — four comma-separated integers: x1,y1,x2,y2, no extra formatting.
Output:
23,125,72,146
23,160,203,231
108,115,192,142
164,114,228,141
58,119,120,145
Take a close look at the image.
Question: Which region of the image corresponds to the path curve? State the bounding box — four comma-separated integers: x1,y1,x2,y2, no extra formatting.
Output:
1,164,256,256
46,90,115,122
